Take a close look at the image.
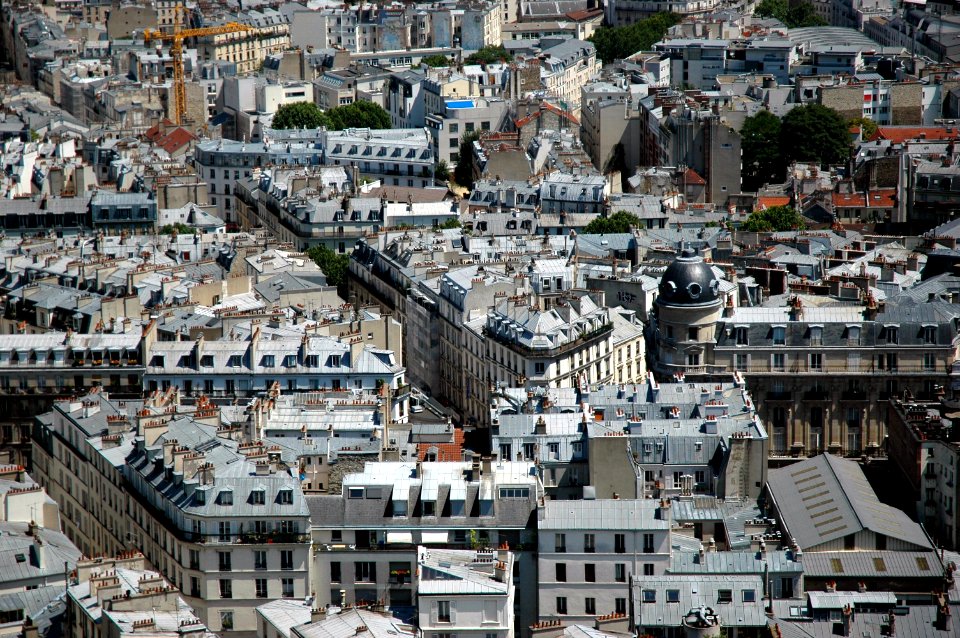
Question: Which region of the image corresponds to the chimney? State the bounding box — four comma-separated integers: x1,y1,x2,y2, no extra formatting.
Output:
312,607,327,623
30,538,44,569
936,593,951,630
887,612,896,636
494,559,508,583
535,416,546,435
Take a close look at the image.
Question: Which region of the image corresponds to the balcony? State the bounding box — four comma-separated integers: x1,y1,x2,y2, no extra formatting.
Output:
767,391,791,400
841,389,868,401
393,383,411,399
803,389,830,401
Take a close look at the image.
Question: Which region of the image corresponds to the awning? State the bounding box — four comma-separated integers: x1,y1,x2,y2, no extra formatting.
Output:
386,532,413,544
421,531,449,544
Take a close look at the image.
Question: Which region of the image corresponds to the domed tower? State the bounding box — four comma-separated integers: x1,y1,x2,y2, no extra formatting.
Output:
651,247,724,378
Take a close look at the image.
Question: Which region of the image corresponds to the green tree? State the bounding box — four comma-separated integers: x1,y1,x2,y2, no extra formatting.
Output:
583,211,643,234
741,110,783,192
436,218,461,229
849,116,878,140
421,54,452,68
780,104,850,167
454,131,481,188
741,204,806,232
464,45,513,65
588,12,681,64
306,245,350,296
434,159,450,182
326,101,392,130
159,223,196,235
271,101,329,129
755,0,825,26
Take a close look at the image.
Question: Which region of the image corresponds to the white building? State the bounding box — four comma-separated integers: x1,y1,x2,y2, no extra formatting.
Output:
418,546,516,638
321,128,435,189
537,499,672,623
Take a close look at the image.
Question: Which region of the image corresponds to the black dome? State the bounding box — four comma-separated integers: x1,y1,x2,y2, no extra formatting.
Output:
658,248,720,307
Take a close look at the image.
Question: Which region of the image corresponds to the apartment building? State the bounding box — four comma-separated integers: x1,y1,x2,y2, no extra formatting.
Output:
418,546,516,638
307,458,542,632
538,39,601,114
197,9,291,75
68,554,213,638
193,134,324,220
143,328,409,424
537,499,672,623
31,389,139,559
604,0,721,24
0,330,142,467
124,415,311,635
885,399,960,550
321,128,435,189
654,40,728,91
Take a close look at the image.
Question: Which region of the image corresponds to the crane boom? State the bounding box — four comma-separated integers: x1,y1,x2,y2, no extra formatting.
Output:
143,18,252,126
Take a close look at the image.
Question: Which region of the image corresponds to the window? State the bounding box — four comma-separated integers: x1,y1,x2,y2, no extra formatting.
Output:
584,534,595,553
219,579,232,599
220,611,234,631
848,326,861,344
356,562,376,582
615,564,626,582
810,326,822,346
717,589,733,604
667,589,680,603
190,577,200,597
615,533,626,553
615,598,627,615
772,326,785,345
809,353,822,371
255,578,268,598
735,353,748,370
555,563,566,582
348,488,364,499
556,597,567,615
281,550,293,570
585,563,595,582
251,490,265,505
642,590,656,603
218,551,231,571
218,521,230,542
555,534,566,552
282,578,294,598
735,327,748,345
743,589,756,602
585,598,596,615
885,326,899,344
278,489,293,504
438,601,452,623
331,562,341,582
261,355,275,367
923,326,937,344
924,353,936,371
688,327,699,341
643,563,654,576
643,533,654,553
498,487,529,498
218,490,233,506
534,362,546,375
254,551,267,570
772,353,785,371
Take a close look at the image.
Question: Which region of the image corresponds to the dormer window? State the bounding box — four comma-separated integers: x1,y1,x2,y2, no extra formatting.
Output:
277,489,293,505
251,490,265,505
218,490,233,506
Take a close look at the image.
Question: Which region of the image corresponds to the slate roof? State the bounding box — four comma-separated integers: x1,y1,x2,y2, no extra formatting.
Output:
633,575,768,628
540,499,671,531
801,550,942,579
766,454,932,551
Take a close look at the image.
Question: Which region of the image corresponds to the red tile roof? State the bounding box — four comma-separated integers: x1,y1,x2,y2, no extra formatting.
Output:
832,189,896,208
155,127,197,154
870,126,960,144
564,8,603,20
416,426,465,462
683,167,706,185
757,196,791,210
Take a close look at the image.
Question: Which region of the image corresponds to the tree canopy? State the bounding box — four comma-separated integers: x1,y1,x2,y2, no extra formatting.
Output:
271,102,327,129
588,12,681,64
464,45,513,65
780,104,850,167
741,205,806,232
271,101,391,131
434,159,450,182
849,116,879,140
454,131,481,189
741,110,783,192
159,223,196,235
754,0,826,27
421,54,452,68
740,105,851,191
306,245,350,296
583,211,643,234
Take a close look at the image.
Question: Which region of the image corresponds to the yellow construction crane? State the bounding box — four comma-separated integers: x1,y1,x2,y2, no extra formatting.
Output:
143,9,251,126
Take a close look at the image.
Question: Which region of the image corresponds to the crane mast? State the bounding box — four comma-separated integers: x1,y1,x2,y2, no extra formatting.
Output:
143,8,251,126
